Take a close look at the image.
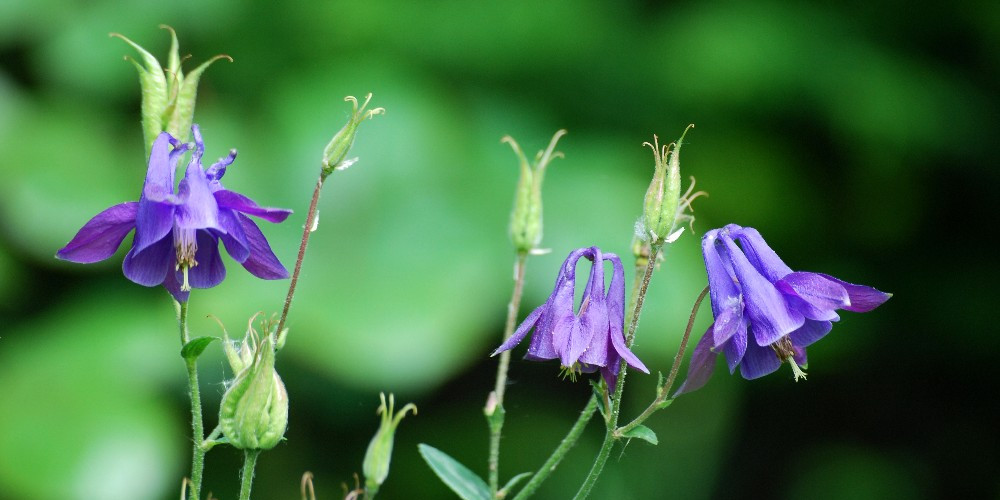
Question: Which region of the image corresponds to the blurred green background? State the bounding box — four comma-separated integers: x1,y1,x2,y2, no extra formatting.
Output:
1,1,996,499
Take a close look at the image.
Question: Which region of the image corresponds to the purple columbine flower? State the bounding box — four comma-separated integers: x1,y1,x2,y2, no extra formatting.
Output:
57,125,291,302
492,246,649,389
675,224,891,395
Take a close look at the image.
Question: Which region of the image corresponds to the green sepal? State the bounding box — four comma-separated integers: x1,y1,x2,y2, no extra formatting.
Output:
656,399,674,410
418,444,491,500
180,336,218,360
499,472,532,497
620,425,658,445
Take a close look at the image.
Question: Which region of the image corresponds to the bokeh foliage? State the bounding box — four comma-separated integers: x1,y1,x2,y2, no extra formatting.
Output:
1,1,996,498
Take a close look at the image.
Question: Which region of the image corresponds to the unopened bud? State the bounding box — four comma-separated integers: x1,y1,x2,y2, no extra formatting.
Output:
111,26,231,155
218,316,288,450
362,393,416,495
322,93,384,177
504,130,566,253
638,125,705,245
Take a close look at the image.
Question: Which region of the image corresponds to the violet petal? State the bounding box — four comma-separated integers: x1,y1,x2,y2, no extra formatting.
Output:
722,234,804,346
215,190,292,223
186,231,226,288
122,236,173,287
739,339,783,379
788,320,833,347
237,214,289,279
674,325,719,396
57,202,138,263
816,273,891,312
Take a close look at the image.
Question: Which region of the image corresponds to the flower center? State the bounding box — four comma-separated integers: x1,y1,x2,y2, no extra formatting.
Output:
174,228,199,291
771,336,807,382
559,363,582,382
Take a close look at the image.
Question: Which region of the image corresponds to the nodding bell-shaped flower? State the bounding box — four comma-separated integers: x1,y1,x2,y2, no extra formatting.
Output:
675,224,891,395
111,26,231,154
492,246,649,390
218,314,289,450
56,125,291,302
636,125,706,247
362,393,417,496
504,130,567,254
321,93,384,177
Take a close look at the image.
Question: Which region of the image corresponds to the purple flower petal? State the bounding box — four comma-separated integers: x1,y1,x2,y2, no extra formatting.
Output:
739,339,783,379
603,253,648,373
206,149,237,185
122,236,173,287
721,317,748,374
730,225,793,283
57,202,138,263
186,231,226,288
175,160,221,231
722,234,804,346
215,190,292,223
237,214,289,279
493,305,543,355
674,326,719,396
134,134,186,254
162,264,189,302
777,272,850,313
815,273,891,312
788,320,833,347
702,230,744,346
216,209,250,263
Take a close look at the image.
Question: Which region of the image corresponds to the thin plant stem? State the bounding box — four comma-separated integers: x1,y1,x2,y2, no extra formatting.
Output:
573,244,661,500
178,301,206,499
511,395,598,500
276,172,326,337
488,251,528,494
616,285,709,437
238,449,261,500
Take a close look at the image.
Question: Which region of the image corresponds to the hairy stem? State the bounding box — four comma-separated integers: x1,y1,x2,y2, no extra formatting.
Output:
238,449,261,500
512,395,598,500
488,252,528,494
277,172,326,337
178,301,206,499
616,285,709,437
573,244,661,500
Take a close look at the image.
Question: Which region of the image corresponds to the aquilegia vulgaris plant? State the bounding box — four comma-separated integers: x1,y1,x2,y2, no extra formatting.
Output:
54,26,889,500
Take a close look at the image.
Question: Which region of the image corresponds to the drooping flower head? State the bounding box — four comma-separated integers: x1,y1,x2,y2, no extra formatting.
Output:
675,224,891,395
57,125,291,301
492,246,649,389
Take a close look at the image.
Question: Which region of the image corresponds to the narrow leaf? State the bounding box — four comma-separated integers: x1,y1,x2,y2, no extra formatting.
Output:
621,425,658,445
418,444,490,500
181,336,218,360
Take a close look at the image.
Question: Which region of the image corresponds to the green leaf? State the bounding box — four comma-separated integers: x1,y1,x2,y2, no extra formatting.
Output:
590,383,607,421
621,425,658,445
180,336,218,360
499,472,532,496
418,444,490,500
656,399,674,410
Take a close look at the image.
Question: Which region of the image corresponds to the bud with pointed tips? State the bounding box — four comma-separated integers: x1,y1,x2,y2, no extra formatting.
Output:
321,93,384,178
218,315,288,450
111,26,231,154
505,130,566,254
362,393,417,495
638,125,706,246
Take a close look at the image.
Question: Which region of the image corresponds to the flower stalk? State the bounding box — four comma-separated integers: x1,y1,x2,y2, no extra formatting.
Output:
238,449,261,500
487,251,528,495
177,300,207,499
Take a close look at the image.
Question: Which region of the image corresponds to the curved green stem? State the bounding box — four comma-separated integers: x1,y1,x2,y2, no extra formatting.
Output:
573,245,661,500
178,301,206,499
512,395,598,500
488,252,528,495
616,285,709,437
238,449,261,500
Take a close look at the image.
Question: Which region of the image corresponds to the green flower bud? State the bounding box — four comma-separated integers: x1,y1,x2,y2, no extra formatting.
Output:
219,316,288,450
362,393,417,495
504,130,566,254
321,93,385,178
638,125,705,245
111,26,231,155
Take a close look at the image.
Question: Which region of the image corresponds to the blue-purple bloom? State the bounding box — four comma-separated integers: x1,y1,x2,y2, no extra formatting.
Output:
493,247,649,389
675,224,890,395
57,125,291,302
